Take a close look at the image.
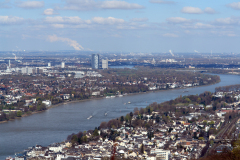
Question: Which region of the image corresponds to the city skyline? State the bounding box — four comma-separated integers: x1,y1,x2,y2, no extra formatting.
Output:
1,0,240,53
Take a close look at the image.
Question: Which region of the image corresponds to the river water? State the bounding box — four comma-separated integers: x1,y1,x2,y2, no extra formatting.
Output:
0,74,239,159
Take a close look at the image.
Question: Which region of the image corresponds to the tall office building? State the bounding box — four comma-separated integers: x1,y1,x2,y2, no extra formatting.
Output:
61,62,65,68
48,62,51,67
91,54,99,69
102,59,108,69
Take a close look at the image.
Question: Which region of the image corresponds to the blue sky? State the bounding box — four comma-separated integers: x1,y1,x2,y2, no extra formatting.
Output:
1,0,240,53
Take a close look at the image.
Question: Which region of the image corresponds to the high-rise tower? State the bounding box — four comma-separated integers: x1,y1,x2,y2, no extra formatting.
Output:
102,59,108,69
91,54,99,69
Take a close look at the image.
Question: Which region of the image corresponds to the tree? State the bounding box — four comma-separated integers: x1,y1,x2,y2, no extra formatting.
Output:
120,116,124,122
168,127,173,133
81,136,87,143
93,128,99,136
198,137,204,140
71,135,78,145
17,111,22,117
232,140,240,159
175,134,178,140
130,112,133,118
140,143,144,154
147,131,154,140
156,115,160,123
99,122,107,129
125,114,130,123
193,132,198,139
133,107,139,115
203,120,208,126
208,121,215,126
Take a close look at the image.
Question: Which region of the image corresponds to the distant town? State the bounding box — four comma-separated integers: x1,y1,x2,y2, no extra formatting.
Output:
0,52,221,122
1,51,240,160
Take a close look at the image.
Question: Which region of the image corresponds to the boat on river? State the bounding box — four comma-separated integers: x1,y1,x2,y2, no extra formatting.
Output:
87,115,92,119
105,112,108,116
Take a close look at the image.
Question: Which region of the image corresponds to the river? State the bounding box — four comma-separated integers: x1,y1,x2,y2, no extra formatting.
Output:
0,74,239,159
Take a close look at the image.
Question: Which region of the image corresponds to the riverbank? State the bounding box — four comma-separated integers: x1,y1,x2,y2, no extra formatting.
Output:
0,79,221,124
2,73,240,160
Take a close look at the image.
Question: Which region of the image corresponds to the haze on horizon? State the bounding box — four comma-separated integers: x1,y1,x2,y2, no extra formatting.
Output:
1,0,240,53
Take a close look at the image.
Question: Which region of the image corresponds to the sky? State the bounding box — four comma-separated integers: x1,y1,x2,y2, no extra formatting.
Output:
1,0,240,53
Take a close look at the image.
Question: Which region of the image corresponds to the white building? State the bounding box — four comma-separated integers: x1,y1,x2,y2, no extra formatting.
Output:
102,59,108,69
92,91,100,96
21,67,28,74
74,71,85,78
28,67,33,74
61,62,65,68
150,149,170,160
42,100,52,107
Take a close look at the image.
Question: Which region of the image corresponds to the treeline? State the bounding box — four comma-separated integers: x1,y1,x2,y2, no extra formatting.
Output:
100,67,220,95
216,84,240,92
207,68,240,74
102,67,220,85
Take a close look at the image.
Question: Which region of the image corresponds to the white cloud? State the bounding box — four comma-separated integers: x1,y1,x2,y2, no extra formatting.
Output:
51,24,65,28
16,1,44,9
45,16,86,24
149,0,175,4
47,35,84,50
45,16,124,26
0,16,24,25
227,2,240,10
111,34,122,38
163,33,178,37
181,7,203,14
43,8,57,15
100,1,144,9
45,16,64,23
92,17,124,25
0,0,11,8
204,7,216,14
194,23,215,29
227,33,237,37
181,23,215,29
211,31,237,37
181,6,216,14
60,0,144,11
22,34,31,39
166,17,191,23
130,18,148,22
215,17,239,25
